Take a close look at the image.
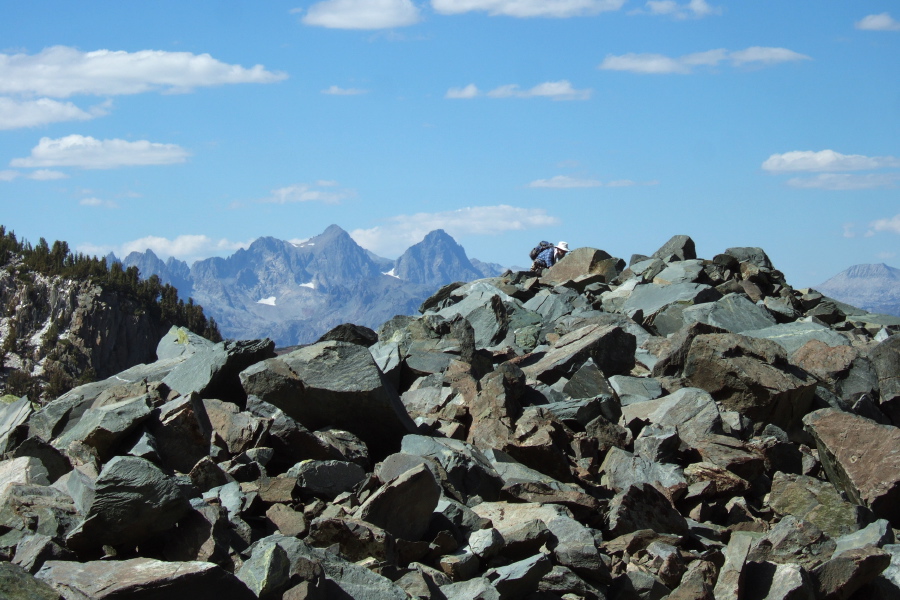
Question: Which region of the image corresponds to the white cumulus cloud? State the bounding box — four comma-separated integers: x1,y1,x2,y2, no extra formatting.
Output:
762,150,900,173
351,205,560,257
0,170,19,182
869,215,900,235
261,181,356,204
599,46,809,74
10,135,190,169
431,0,626,18
446,84,480,99
0,97,107,130
487,80,591,100
641,0,721,19
856,13,900,31
0,46,286,97
301,0,421,29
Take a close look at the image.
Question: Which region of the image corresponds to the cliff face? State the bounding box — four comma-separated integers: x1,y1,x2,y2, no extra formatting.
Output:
0,261,170,399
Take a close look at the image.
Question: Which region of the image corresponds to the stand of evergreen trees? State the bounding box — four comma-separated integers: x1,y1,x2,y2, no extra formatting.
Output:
0,225,221,342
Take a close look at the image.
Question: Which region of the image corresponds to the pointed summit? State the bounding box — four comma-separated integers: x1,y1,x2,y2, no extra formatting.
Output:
394,229,483,287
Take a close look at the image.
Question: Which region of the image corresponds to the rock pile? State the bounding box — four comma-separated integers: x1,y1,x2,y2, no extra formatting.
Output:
2,235,900,599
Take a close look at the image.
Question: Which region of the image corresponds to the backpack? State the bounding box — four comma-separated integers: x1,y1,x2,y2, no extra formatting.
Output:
529,241,553,261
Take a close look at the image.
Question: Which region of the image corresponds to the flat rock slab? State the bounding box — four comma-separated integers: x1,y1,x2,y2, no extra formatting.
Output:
620,282,720,320
36,557,255,600
521,324,635,384
682,293,777,334
240,341,417,458
742,321,850,356
353,463,441,541
803,409,900,527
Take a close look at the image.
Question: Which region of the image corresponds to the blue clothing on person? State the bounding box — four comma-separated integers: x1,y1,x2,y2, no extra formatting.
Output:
536,246,558,267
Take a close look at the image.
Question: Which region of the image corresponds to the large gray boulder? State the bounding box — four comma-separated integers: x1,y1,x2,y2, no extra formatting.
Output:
163,336,275,403
520,324,636,384
54,395,153,462
240,341,417,458
353,463,441,541
0,397,33,454
401,434,503,502
682,293,777,333
65,456,191,551
742,321,850,356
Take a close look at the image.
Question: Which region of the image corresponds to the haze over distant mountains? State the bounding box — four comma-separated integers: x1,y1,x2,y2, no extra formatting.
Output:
816,263,900,318
112,226,505,346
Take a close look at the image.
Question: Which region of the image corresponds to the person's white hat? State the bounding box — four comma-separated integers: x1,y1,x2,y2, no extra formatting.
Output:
556,241,569,252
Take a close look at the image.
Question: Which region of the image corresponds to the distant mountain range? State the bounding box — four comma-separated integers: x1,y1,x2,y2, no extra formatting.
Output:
816,263,900,317
111,226,506,346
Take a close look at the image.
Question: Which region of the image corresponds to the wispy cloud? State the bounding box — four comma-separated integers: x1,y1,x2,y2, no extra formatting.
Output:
638,0,721,19
322,85,369,95
80,197,118,209
856,13,900,31
0,97,109,130
10,135,190,169
447,80,591,100
351,205,560,257
0,169,70,182
260,181,356,204
762,150,900,172
0,46,286,97
79,234,254,263
528,175,658,188
786,173,900,191
599,46,809,74
300,0,421,29
431,0,626,18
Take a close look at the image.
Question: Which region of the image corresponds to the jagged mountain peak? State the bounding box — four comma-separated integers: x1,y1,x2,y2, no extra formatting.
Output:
394,229,483,287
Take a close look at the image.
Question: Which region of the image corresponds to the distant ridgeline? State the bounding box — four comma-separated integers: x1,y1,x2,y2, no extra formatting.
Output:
0,225,221,402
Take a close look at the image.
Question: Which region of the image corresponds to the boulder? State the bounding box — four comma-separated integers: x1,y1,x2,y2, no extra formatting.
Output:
290,460,367,500
682,333,817,431
353,463,441,541
240,341,417,458
542,247,623,284
162,336,276,403
53,395,153,462
65,456,191,551
0,561,61,600
768,472,868,538
37,558,255,600
401,435,503,502
682,293,777,334
742,321,850,356
0,397,33,454
606,483,689,537
316,323,378,347
803,409,900,527
620,282,720,326
520,324,636,384
652,234,696,262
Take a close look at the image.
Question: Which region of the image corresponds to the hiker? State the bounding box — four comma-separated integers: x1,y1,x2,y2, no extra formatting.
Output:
531,241,569,273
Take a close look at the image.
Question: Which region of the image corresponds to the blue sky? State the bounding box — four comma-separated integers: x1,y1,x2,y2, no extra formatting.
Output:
1,1,898,286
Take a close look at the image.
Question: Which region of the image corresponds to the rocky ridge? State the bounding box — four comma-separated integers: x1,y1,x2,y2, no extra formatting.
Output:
3,235,900,599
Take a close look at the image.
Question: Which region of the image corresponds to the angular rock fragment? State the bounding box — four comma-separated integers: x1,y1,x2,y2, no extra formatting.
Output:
803,409,900,527
353,463,440,541
39,558,255,599
240,341,417,458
